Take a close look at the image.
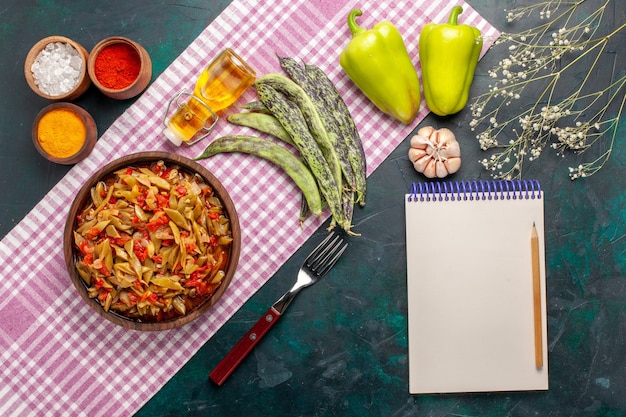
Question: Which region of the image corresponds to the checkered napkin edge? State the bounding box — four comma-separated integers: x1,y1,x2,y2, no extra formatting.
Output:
0,1,498,415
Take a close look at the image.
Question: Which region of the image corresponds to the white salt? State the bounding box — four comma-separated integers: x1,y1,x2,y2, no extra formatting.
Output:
31,42,82,96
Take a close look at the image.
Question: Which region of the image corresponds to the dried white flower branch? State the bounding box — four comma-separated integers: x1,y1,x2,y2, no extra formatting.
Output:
470,0,625,180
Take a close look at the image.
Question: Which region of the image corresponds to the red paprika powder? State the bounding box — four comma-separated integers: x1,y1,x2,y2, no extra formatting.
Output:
93,43,141,89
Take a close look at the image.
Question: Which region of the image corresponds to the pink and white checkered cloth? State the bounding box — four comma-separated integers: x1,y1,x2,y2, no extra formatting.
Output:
0,1,497,415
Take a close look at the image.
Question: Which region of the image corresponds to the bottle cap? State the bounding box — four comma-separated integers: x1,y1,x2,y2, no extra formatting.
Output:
163,126,184,147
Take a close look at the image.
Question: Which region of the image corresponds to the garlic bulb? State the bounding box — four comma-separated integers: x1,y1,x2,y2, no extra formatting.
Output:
408,126,461,178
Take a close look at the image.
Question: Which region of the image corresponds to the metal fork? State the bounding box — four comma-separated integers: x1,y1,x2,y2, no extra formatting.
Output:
209,231,348,386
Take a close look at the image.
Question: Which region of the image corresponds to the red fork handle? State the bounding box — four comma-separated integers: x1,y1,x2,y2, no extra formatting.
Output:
209,307,282,386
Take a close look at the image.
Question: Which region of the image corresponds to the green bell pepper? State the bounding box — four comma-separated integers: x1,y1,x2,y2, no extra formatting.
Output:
419,6,483,116
339,9,421,124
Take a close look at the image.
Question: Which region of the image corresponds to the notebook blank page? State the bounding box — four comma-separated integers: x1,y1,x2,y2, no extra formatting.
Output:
405,193,548,394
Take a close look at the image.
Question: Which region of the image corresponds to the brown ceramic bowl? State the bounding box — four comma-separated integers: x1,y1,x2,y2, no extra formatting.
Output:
32,102,97,165
24,35,91,101
87,36,152,100
63,152,240,331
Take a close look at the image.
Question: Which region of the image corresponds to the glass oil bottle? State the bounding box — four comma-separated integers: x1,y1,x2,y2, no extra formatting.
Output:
163,48,256,146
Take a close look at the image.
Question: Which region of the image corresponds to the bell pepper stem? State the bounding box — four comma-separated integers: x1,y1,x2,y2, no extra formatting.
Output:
447,6,463,25
347,9,365,37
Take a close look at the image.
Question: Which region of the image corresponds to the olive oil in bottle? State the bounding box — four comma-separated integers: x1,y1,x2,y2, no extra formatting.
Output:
194,49,256,112
164,95,215,144
163,48,256,146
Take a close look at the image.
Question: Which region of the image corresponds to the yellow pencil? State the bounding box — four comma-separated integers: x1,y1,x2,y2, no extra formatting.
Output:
531,222,543,369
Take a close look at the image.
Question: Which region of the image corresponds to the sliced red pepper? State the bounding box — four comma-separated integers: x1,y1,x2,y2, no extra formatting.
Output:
176,185,188,196
155,194,169,208
94,277,105,290
100,265,111,277
151,163,163,175
159,167,172,179
140,291,158,304
185,278,206,292
79,240,94,255
146,211,169,231
127,292,139,306
133,242,149,262
185,273,220,295
136,193,146,207
112,235,132,246
82,253,93,265
189,265,209,281
85,227,101,240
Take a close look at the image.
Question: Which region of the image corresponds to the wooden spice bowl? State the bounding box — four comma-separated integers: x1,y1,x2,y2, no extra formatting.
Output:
24,35,91,101
87,36,152,100
32,102,97,165
63,152,241,331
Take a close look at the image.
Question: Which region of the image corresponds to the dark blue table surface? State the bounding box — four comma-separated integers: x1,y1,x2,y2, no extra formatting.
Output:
1,1,624,416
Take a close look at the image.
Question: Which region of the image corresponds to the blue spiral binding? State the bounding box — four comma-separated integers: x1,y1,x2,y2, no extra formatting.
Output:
408,180,542,202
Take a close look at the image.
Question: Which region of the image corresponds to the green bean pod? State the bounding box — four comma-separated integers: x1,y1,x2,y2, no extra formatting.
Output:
194,135,323,217
255,73,343,197
237,100,270,113
256,82,347,231
277,56,356,191
305,64,367,206
342,189,357,236
227,112,294,145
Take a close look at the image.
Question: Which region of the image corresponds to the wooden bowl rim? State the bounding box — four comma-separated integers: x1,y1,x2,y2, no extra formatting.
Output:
24,35,90,101
63,151,241,331
87,36,152,95
31,102,97,165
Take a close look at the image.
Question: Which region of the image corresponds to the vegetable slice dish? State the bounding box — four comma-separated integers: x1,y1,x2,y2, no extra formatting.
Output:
72,159,234,323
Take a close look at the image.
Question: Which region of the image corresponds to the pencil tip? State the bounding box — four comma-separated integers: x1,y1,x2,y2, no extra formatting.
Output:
533,221,536,227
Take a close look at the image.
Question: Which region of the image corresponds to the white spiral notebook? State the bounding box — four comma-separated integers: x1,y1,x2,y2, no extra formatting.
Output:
405,180,549,394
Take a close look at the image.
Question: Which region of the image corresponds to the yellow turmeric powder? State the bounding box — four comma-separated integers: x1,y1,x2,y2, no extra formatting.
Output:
37,108,86,158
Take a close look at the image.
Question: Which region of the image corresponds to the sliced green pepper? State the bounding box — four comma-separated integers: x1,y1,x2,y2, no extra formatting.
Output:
339,9,421,124
419,6,483,116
